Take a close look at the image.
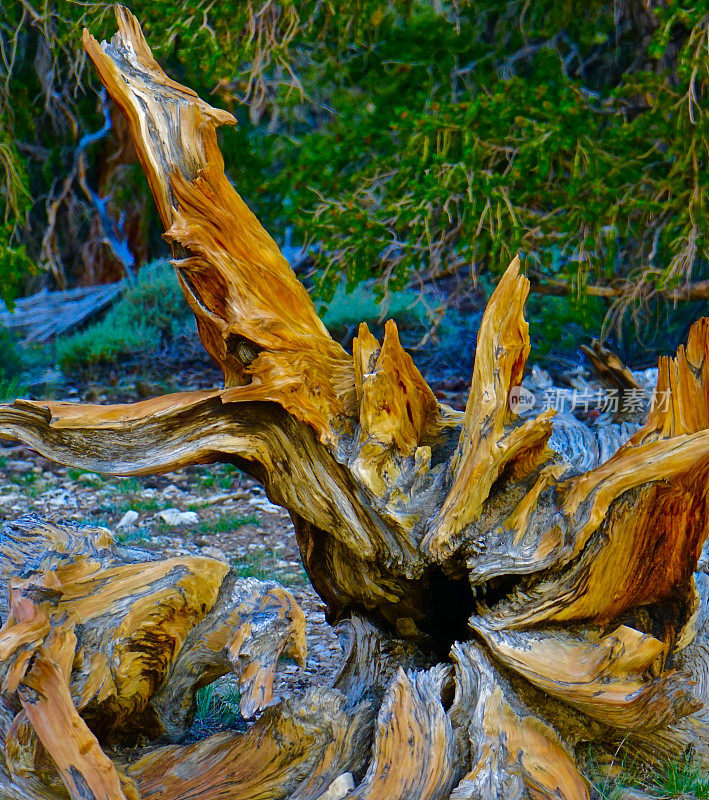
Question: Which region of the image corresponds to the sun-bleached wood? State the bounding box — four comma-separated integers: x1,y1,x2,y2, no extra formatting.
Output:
1,7,708,798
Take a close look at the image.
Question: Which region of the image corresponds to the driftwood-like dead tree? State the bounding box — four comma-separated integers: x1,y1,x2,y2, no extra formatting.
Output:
1,8,708,799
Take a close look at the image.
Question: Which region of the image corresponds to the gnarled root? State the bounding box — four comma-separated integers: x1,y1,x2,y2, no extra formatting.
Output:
0,515,309,799
1,6,708,797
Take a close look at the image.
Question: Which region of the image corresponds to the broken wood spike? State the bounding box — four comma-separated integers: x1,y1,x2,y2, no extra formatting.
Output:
0,5,708,798
471,622,699,730
423,257,554,560
580,339,642,393
0,574,54,693
351,319,442,497
356,319,439,456
348,666,456,799
84,8,356,443
18,623,139,800
153,575,307,729
629,316,709,445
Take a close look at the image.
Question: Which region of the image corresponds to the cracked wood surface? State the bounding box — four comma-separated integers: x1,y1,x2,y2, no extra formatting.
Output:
0,6,708,799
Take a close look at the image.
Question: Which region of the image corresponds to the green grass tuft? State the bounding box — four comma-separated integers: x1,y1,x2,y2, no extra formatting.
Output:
232,559,270,581
114,528,152,545
652,756,709,799
117,496,162,514
587,747,709,800
0,374,26,402
11,471,38,486
196,512,261,536
194,679,242,728
113,477,142,494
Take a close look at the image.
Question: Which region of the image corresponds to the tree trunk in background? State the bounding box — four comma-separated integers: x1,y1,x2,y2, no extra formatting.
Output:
0,8,708,799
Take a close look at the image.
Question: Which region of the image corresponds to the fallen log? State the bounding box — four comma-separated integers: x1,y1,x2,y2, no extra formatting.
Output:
0,7,708,798
0,281,125,342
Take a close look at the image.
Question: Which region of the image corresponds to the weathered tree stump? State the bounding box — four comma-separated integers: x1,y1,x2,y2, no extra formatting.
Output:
0,8,708,799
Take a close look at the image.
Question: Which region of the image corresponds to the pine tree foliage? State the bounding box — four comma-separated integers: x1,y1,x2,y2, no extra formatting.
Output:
0,1,707,324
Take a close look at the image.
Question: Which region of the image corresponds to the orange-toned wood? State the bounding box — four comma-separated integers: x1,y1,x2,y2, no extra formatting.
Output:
0,8,708,798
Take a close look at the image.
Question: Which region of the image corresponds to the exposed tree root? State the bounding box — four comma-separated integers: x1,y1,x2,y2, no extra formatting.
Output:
0,7,708,798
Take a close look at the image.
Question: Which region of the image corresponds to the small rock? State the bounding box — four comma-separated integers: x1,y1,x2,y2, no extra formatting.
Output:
84,386,105,402
6,460,32,471
201,545,228,561
77,472,102,485
135,380,163,399
158,508,199,526
117,510,139,529
320,773,355,800
247,496,282,513
161,484,183,497
47,490,76,508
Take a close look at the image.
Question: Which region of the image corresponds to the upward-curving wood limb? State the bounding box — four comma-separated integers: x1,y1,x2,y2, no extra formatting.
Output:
82,13,355,435
1,6,708,798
